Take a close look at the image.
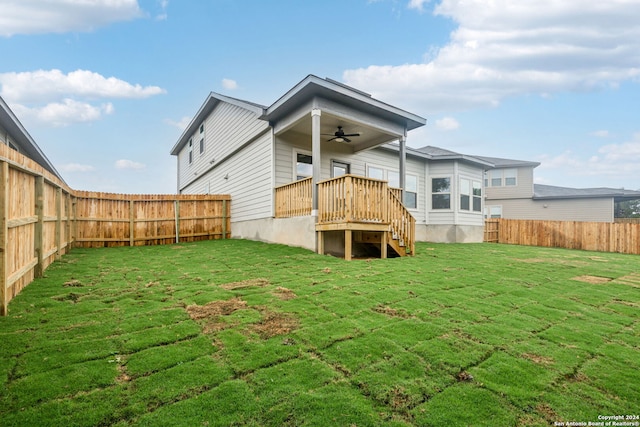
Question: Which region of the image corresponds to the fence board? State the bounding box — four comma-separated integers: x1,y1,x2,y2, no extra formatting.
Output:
485,219,640,255
1,146,231,315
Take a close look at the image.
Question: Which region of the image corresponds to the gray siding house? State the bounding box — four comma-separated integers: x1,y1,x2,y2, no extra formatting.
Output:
171,76,491,257
479,155,640,222
0,96,65,183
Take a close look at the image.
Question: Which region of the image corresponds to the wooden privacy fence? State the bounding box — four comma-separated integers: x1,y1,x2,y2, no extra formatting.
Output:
0,144,230,315
73,191,230,248
484,219,640,255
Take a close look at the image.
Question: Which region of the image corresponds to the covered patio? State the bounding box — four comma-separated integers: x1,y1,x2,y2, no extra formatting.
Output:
262,76,425,258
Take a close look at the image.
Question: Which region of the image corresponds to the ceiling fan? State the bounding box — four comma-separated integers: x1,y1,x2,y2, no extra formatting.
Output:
324,126,360,143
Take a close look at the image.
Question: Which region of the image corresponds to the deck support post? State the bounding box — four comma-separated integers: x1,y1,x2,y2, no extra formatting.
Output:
399,130,407,203
344,229,352,261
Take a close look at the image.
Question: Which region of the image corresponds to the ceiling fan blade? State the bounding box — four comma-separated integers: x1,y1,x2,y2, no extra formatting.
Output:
343,137,352,143
342,133,360,137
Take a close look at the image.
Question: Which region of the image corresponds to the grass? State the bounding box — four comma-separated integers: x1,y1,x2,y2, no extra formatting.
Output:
1,239,639,426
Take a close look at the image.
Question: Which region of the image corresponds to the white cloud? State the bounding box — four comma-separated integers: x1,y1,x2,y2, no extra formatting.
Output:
0,69,165,126
435,116,460,130
222,78,238,90
408,0,430,12
59,163,96,173
538,133,640,183
115,159,146,170
0,0,143,37
12,99,114,127
156,0,168,21
165,116,192,130
590,130,610,138
344,1,640,114
0,69,165,104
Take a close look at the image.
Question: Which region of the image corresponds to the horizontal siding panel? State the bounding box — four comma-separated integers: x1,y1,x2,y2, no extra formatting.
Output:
183,132,272,222
490,198,613,222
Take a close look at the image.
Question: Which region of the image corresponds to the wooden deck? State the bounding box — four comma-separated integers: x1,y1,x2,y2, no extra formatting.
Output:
276,175,415,259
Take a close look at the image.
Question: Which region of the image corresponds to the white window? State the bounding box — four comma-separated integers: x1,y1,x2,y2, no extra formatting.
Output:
331,160,350,178
460,178,482,212
487,169,517,187
296,152,312,180
405,175,418,209
484,205,502,218
431,177,451,210
199,138,205,155
490,169,502,187
472,181,482,212
366,165,417,209
188,138,193,164
388,171,400,188
504,169,517,186
367,166,384,180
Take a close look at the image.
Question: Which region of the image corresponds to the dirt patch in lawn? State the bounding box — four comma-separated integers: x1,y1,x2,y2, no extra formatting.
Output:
219,278,269,290
273,286,297,300
571,275,613,284
251,310,298,339
186,298,247,319
536,403,558,422
373,304,411,318
186,298,298,338
613,273,640,288
521,353,555,365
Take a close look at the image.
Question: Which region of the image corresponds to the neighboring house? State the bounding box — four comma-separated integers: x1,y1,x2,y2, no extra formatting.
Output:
478,155,640,222
171,75,492,257
0,96,65,183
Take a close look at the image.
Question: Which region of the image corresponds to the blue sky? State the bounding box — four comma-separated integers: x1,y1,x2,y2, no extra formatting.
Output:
1,0,639,193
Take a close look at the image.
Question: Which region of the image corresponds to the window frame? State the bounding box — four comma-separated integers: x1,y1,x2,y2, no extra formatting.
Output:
366,164,418,210
484,205,502,219
459,177,482,213
431,176,452,210
294,149,313,181
188,138,193,165
331,159,350,178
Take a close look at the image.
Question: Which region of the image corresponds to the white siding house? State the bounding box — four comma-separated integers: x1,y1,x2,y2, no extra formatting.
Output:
171,76,492,255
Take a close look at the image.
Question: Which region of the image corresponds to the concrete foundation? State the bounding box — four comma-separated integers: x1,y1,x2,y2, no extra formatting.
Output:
416,224,484,243
231,216,317,251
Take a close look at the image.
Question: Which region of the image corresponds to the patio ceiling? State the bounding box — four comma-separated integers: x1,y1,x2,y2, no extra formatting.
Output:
278,110,401,153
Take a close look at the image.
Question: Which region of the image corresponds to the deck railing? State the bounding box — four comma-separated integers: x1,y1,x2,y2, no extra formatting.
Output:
275,174,415,254
318,175,415,254
274,177,312,218
388,189,416,255
318,175,389,223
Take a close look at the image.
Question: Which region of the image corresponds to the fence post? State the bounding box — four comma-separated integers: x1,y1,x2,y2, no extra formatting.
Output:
34,176,45,278
174,200,180,243
65,193,72,253
0,161,8,315
55,187,62,260
222,199,227,239
129,200,135,247
71,196,77,249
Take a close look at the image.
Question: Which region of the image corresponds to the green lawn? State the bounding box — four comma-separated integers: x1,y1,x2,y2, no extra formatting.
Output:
1,240,638,426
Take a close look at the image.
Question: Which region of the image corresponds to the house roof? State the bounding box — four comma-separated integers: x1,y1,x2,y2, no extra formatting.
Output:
472,155,540,169
171,75,427,156
0,96,66,183
533,184,640,201
261,75,426,132
170,92,266,155
413,145,495,167
376,144,494,168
